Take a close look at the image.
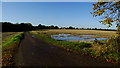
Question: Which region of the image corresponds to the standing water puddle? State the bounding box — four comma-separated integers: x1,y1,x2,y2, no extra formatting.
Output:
50,34,108,41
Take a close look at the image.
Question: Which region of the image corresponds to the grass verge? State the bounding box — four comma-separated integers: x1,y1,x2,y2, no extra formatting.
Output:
2,32,24,66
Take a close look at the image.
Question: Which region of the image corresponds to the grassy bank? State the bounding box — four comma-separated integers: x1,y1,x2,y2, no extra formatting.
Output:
2,32,24,66
30,30,119,64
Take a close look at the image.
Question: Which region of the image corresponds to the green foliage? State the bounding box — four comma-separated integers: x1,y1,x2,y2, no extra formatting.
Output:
103,53,119,62
92,36,120,63
107,36,120,53
78,42,92,48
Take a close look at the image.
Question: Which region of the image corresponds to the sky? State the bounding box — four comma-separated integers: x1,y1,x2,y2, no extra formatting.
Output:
1,0,98,2
2,2,116,29
0,2,2,21
2,0,119,2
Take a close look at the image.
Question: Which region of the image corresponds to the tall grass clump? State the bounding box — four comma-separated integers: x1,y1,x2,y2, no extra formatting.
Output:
92,35,120,63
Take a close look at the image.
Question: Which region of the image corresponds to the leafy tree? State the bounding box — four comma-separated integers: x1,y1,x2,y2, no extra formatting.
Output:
92,1,120,34
92,1,120,56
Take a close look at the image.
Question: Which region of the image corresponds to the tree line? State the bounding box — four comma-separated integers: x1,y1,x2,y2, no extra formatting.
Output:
1,22,60,32
1,22,116,32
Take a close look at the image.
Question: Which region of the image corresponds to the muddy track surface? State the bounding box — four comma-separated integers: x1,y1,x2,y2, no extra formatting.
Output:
15,32,118,67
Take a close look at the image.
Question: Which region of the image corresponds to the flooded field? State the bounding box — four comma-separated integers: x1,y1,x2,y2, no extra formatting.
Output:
50,34,108,41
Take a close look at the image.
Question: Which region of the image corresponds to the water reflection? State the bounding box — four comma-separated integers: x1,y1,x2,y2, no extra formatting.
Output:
50,34,108,41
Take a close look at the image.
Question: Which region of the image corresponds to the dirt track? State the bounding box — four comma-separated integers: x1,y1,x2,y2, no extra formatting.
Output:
15,32,117,66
